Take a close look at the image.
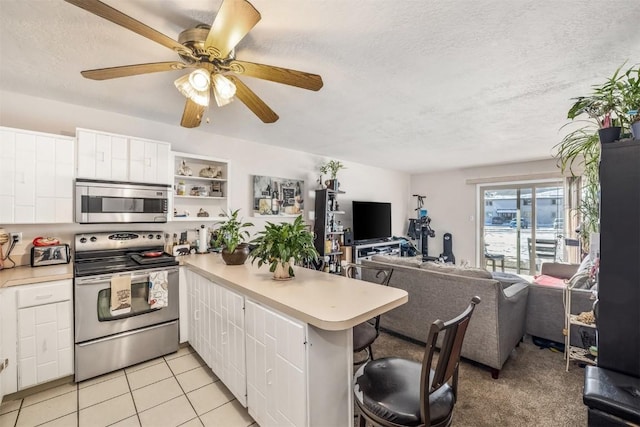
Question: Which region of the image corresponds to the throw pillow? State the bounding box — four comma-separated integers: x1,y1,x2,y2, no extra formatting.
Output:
576,255,592,275
567,272,592,289
420,261,493,279
532,274,565,287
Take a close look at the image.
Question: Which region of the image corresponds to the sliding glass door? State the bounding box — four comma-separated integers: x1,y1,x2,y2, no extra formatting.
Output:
481,181,564,275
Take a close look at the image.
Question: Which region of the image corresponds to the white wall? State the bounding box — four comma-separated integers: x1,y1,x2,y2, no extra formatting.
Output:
0,90,410,263
410,159,562,267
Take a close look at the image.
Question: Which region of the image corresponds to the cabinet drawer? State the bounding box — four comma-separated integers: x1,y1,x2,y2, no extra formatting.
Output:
17,280,72,308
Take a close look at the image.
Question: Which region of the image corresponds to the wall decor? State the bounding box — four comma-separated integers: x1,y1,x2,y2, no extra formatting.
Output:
253,175,304,217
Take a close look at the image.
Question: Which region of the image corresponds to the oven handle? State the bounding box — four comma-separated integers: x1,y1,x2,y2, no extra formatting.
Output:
75,320,178,346
75,266,179,285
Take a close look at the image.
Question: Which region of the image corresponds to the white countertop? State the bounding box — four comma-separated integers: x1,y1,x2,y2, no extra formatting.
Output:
0,263,74,288
183,253,408,331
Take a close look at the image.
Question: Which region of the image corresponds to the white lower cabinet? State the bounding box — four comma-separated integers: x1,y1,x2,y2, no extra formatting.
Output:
245,299,307,427
16,280,73,390
182,268,352,426
185,270,246,406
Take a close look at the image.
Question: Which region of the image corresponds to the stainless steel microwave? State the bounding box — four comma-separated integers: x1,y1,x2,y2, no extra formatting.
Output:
75,179,169,224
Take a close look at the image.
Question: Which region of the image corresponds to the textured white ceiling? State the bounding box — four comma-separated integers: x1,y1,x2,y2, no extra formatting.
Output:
1,0,639,173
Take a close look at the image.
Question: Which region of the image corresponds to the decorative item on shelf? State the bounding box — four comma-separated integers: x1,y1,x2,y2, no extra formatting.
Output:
210,181,223,197
199,165,222,178
177,160,192,176
177,181,186,195
214,209,254,265
250,215,318,279
197,208,210,217
319,159,346,191
190,186,208,197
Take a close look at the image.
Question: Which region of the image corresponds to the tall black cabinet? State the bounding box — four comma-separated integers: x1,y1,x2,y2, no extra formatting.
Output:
597,140,640,377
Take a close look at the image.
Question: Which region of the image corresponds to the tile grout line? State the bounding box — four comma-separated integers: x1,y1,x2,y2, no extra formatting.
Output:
163,354,202,425
117,367,142,427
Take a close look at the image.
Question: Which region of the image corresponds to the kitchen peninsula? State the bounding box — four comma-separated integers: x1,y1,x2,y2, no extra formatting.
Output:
181,254,408,426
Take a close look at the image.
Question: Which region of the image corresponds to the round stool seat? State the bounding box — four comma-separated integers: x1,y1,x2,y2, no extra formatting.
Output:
354,357,454,426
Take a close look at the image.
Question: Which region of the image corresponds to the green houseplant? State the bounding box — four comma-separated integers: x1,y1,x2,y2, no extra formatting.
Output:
250,215,319,279
554,62,640,252
214,209,254,265
320,160,345,190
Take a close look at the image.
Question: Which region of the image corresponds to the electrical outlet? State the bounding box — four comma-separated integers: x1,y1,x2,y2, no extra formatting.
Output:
10,232,22,243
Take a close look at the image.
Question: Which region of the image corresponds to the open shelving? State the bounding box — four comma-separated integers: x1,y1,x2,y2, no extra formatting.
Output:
170,151,229,222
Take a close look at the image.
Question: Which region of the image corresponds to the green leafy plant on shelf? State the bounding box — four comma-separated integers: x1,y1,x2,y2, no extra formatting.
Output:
250,215,319,279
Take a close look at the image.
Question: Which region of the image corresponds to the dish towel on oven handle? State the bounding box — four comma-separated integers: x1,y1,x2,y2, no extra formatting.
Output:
148,270,169,308
111,275,132,316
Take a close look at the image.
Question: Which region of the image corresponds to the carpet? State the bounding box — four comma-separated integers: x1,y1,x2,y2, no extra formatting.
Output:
363,331,587,426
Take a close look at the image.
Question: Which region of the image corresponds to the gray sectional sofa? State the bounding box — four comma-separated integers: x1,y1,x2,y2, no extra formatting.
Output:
361,256,529,378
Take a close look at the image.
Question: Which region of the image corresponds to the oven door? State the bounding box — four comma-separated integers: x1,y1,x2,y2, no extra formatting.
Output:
74,266,179,343
75,179,168,223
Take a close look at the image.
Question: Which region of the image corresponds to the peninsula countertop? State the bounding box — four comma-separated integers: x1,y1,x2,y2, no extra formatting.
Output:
182,253,408,331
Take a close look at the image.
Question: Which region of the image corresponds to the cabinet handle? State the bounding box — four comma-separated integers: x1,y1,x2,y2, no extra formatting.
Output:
266,368,273,385
194,309,200,321
221,331,227,345
35,294,53,300
98,151,105,162
42,338,47,353
145,157,151,167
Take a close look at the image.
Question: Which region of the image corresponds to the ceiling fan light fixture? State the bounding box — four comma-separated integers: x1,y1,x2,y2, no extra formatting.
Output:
174,69,211,106
212,74,237,106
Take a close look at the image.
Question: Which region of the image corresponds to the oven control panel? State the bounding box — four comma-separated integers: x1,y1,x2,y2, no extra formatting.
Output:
75,231,164,251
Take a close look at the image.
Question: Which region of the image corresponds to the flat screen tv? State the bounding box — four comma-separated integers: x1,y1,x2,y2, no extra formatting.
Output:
352,201,392,243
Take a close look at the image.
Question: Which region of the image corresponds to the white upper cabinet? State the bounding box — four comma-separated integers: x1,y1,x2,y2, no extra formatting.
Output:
0,127,74,224
76,129,171,185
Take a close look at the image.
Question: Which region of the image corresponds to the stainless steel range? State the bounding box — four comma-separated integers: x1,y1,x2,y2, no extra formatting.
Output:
74,231,179,382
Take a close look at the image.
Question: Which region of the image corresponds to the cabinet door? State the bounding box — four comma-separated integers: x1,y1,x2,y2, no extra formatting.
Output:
246,300,307,426
17,300,73,389
130,139,171,184
14,133,36,223
221,286,246,407
76,130,97,179
0,130,16,223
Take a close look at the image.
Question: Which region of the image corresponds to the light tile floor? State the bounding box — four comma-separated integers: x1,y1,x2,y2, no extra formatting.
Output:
0,346,257,427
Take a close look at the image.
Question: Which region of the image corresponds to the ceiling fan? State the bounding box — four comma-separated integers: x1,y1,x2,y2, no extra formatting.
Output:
64,0,324,128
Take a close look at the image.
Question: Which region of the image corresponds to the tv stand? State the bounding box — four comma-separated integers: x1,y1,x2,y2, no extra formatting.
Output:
353,239,403,264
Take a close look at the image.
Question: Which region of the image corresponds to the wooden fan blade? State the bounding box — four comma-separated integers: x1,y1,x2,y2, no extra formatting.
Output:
81,62,189,80
64,0,194,58
181,98,206,128
227,76,278,123
228,60,323,91
204,0,261,59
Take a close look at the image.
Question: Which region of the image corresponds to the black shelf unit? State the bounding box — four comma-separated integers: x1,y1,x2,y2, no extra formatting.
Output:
314,188,346,274
597,139,640,377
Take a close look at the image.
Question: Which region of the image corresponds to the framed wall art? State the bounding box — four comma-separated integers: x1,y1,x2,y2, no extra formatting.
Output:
253,175,304,217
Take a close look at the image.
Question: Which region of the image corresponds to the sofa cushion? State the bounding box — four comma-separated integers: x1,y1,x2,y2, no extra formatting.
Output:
370,255,423,268
568,272,592,289
420,261,493,279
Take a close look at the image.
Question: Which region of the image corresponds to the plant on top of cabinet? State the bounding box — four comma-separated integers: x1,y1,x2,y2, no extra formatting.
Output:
320,159,346,190
213,209,254,265
250,215,319,280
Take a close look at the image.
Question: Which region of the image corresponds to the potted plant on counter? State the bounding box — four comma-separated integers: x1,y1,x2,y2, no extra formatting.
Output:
320,159,346,190
250,215,319,280
214,209,254,265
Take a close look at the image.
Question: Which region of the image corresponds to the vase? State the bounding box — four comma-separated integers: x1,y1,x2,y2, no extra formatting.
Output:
221,243,250,265
598,126,621,144
273,260,293,280
325,179,339,190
